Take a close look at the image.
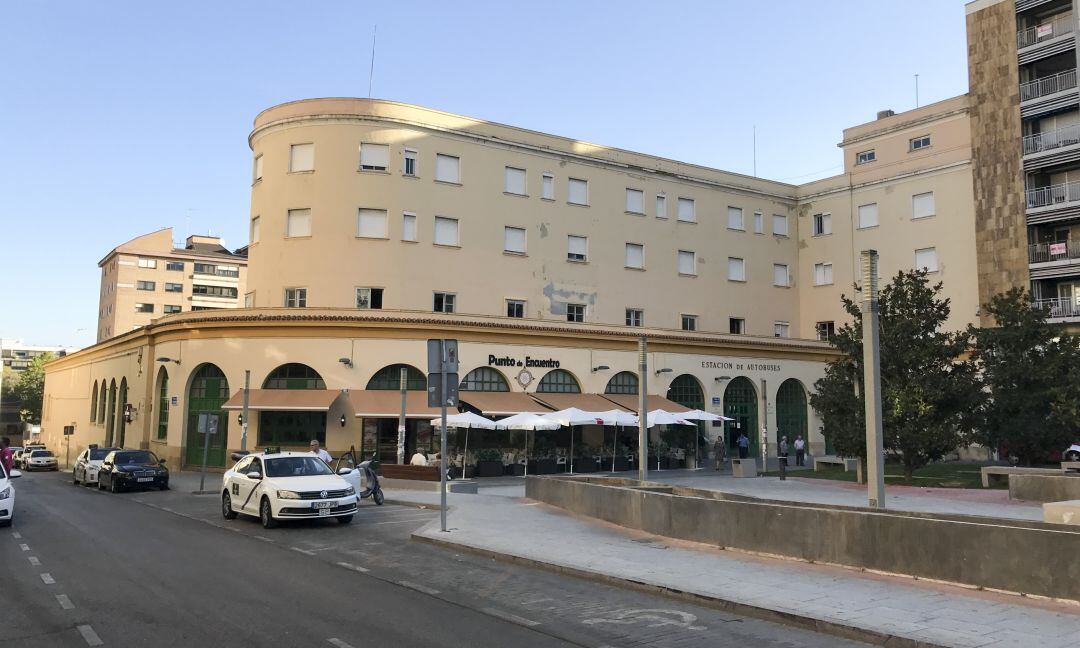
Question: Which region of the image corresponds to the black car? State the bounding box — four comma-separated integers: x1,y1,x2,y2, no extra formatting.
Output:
97,450,169,493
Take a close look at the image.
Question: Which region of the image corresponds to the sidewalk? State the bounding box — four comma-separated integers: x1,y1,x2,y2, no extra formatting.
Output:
397,483,1080,648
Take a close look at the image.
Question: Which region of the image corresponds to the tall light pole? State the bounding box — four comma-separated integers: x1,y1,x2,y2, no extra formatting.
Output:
397,367,407,465
637,336,648,482
861,250,886,508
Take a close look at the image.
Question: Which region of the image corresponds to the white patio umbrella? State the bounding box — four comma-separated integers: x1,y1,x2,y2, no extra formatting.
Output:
671,410,733,469
496,413,561,477
429,411,498,477
592,409,639,472
644,409,693,471
542,408,610,473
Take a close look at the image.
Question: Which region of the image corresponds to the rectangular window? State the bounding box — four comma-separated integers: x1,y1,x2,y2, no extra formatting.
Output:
772,214,788,236
566,303,585,323
284,287,307,307
286,208,311,237
753,211,763,234
813,213,832,236
910,135,931,151
192,284,238,298
912,192,935,219
625,243,644,269
402,212,417,241
915,247,939,272
568,178,588,205
403,148,417,176
727,257,746,281
357,208,388,238
816,321,835,341
681,314,697,331
135,303,154,313
773,263,790,287
626,188,644,214
504,226,527,254
856,150,876,165
251,216,260,243
194,263,239,278
677,250,697,275
435,154,460,183
290,143,314,172
164,282,183,293
356,287,383,309
166,261,183,272
137,258,157,269
813,262,834,286
434,216,459,246
358,143,389,171
774,321,790,338
506,299,525,318
677,198,696,222
253,155,263,182
244,292,254,308
727,206,744,230
164,305,182,314
567,235,588,262
729,317,745,335
857,203,878,229
541,173,554,200
137,280,155,291
656,194,667,219
434,292,456,313
505,167,527,195
625,308,643,327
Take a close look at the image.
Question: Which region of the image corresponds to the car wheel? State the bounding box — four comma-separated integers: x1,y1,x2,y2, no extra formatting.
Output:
110,477,120,493
97,475,105,490
336,515,354,525
1066,451,1080,462
373,489,385,506
259,497,277,529
73,471,79,485
222,492,238,520
0,518,11,528
159,482,169,491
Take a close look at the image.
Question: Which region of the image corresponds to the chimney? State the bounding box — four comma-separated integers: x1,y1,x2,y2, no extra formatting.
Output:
876,109,896,120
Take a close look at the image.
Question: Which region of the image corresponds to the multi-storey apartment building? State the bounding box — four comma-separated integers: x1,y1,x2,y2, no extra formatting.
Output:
96,228,248,341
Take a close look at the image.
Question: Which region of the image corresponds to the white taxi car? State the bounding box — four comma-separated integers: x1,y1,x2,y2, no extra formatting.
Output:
25,449,58,471
72,446,118,486
221,450,357,529
0,461,21,527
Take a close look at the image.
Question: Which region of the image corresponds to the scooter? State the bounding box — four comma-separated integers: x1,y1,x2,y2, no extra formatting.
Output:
334,448,384,506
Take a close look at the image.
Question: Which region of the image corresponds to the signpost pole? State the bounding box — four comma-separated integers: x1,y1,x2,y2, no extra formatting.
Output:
397,367,407,466
241,370,250,452
439,340,448,532
637,336,648,482
760,378,768,477
198,415,214,493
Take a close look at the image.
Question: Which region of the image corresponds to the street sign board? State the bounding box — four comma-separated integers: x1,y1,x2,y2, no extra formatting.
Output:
427,372,459,407
197,413,219,435
427,339,459,373
63,425,75,436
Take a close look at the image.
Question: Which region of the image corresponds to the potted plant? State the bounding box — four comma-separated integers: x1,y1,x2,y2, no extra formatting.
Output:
474,448,504,478
612,443,630,472
534,447,559,474
574,444,598,473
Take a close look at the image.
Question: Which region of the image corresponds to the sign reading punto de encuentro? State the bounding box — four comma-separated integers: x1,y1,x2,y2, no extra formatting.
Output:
488,354,560,368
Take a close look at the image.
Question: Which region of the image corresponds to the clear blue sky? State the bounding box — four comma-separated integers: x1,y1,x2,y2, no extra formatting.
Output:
0,0,971,348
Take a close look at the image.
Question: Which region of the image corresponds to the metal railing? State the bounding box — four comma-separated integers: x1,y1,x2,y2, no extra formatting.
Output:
1017,12,1074,49
1029,239,1080,263
1034,297,1080,319
1023,122,1080,154
1026,180,1080,208
1020,68,1078,102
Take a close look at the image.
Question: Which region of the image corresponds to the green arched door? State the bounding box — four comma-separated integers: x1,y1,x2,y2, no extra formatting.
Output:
724,377,758,458
116,378,128,448
667,375,706,463
186,364,230,467
776,379,807,448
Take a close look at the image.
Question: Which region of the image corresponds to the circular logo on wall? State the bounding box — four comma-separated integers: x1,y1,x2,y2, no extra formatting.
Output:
516,369,534,389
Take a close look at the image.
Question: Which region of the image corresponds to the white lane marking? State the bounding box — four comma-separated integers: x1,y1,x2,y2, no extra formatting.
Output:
398,580,440,595
28,556,40,566
254,535,273,543
290,547,316,556
12,531,21,539
77,624,103,646
327,639,356,648
40,573,56,585
336,561,369,573
481,607,540,627
56,594,75,610
583,609,705,631
19,543,29,551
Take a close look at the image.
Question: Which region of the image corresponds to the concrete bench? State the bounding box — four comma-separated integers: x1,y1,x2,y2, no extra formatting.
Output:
378,464,441,481
980,465,1060,488
1062,462,1080,474
1010,474,1080,502
1043,500,1080,525
814,455,858,472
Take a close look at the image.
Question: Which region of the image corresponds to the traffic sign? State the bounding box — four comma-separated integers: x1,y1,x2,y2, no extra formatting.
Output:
427,372,458,407
427,339,459,373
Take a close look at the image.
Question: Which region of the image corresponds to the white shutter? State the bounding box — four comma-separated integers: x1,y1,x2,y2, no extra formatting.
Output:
505,167,526,195
728,257,745,281
504,226,526,253
678,250,696,275
625,243,644,268
254,155,263,181
858,203,878,228
402,213,417,241
772,214,788,236
912,192,935,219
821,213,832,235
626,189,644,213
434,217,459,246
656,195,667,219
567,235,587,260
436,154,460,183
286,209,311,237
251,216,260,243
357,209,388,238
727,206,743,229
678,198,696,222
915,247,938,272
541,174,554,200
824,263,833,284
773,263,789,286
359,143,390,170
568,178,588,205
290,143,314,172
753,212,763,234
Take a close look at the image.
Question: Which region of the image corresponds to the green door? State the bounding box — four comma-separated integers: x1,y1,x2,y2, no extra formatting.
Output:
667,374,706,462
724,377,759,458
186,364,230,467
775,379,807,448
117,379,128,449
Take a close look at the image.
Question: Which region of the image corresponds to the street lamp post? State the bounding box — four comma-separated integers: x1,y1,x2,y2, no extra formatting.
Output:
637,336,648,482
860,250,886,508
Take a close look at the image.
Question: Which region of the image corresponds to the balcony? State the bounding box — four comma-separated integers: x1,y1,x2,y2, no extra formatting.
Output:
1020,69,1079,119
1022,122,1080,168
1017,13,1075,64
1025,180,1080,223
1029,240,1080,279
1034,297,1080,321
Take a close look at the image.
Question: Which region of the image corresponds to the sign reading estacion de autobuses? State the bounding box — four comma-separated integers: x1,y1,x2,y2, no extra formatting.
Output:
488,354,560,369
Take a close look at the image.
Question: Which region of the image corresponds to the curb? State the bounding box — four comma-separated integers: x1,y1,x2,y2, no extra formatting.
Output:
384,499,444,511
411,531,948,648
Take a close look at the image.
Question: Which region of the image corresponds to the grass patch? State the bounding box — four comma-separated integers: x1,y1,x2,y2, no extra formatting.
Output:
766,462,1007,489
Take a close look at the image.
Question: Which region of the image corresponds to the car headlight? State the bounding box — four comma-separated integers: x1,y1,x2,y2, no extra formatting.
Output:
0,487,11,500
276,490,301,499
344,486,355,496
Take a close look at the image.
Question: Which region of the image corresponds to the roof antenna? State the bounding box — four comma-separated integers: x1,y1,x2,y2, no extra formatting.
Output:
368,25,377,98
752,125,757,177
915,73,920,108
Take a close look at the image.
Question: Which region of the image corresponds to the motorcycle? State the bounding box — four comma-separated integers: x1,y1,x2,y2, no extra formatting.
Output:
334,447,384,506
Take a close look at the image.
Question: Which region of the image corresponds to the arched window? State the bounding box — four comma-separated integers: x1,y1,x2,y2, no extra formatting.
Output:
98,382,107,424
536,369,581,393
263,363,325,390
666,374,704,410
156,368,169,441
604,372,639,395
459,367,510,392
90,381,98,422
117,378,129,448
105,379,117,446
366,364,426,390
776,379,808,446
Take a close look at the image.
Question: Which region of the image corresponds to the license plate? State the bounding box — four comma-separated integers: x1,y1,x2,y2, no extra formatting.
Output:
312,501,334,509
318,508,330,516
136,477,153,483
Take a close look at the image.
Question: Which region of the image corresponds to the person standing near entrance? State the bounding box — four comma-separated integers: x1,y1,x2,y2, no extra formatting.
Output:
794,435,806,467
779,436,789,462
737,432,749,459
713,435,726,470
309,439,332,464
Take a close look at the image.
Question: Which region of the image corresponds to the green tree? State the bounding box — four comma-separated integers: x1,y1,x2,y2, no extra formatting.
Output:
969,289,1080,465
1,366,17,403
12,352,53,425
810,270,981,480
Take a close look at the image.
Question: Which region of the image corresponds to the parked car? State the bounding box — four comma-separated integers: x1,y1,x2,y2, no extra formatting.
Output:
97,450,169,493
72,446,118,486
1065,443,1080,463
24,449,58,471
16,444,45,469
221,450,356,529
0,461,21,527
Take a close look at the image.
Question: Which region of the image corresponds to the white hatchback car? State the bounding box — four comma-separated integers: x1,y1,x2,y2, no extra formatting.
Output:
221,451,357,529
25,449,58,471
0,461,21,527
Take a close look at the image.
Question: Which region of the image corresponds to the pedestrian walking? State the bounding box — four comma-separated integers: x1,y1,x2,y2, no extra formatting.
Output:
713,435,726,470
794,435,806,467
778,436,789,480
737,432,749,459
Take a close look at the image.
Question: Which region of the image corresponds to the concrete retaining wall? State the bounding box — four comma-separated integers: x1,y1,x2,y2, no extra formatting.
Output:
526,475,1080,601
1009,474,1080,503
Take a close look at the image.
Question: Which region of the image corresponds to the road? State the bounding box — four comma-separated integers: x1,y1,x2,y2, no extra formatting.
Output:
1,470,870,648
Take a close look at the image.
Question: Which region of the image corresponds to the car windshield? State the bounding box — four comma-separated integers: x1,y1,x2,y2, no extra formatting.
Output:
89,448,113,461
31,450,54,458
264,457,333,478
115,451,158,465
